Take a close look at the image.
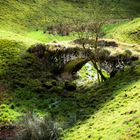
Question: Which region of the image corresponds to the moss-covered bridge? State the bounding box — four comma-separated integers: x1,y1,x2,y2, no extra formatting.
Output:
28,43,138,80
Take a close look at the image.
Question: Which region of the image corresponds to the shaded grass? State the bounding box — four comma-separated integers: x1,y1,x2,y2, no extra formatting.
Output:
0,39,77,124
62,61,140,140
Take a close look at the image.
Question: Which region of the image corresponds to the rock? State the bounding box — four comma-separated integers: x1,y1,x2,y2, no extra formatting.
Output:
51,80,57,86
64,81,76,91
43,82,53,89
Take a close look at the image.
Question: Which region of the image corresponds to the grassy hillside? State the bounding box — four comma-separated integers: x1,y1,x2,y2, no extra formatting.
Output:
63,61,140,140
0,38,140,140
0,0,140,139
0,0,91,31
104,18,140,44
0,0,81,45
0,0,140,45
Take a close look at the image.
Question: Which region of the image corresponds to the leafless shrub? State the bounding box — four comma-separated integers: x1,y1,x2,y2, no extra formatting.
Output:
15,112,61,140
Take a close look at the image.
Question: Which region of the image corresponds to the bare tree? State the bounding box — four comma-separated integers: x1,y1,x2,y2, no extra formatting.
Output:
73,20,106,82
68,0,121,82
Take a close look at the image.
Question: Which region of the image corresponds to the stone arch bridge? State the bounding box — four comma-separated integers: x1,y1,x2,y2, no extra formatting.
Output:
28,43,138,80
28,44,91,75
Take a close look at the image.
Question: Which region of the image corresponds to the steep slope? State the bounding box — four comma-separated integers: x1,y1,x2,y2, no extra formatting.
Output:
0,0,140,45
0,1,140,139
0,0,89,31
62,61,140,140
105,18,140,44
0,0,83,45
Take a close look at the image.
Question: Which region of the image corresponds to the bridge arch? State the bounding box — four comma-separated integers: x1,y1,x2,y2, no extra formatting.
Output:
60,58,89,80
28,43,138,80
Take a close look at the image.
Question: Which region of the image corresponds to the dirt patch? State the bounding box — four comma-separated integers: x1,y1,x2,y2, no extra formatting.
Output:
0,125,17,140
0,84,7,93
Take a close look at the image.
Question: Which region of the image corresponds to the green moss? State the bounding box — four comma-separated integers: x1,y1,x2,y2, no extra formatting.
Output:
63,58,88,73
0,104,20,123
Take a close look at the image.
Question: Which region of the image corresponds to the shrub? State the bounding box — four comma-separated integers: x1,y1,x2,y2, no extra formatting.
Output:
15,112,62,140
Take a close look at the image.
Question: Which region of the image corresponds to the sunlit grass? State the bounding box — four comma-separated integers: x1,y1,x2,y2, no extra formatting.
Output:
105,18,140,44
63,61,140,140
0,29,77,47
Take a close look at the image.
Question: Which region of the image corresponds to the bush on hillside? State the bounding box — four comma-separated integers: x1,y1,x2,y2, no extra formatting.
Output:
15,112,62,140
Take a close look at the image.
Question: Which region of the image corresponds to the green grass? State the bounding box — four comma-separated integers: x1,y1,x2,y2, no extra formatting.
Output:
62,61,140,140
0,0,140,139
0,29,77,47
25,31,76,42
0,0,90,32
0,0,80,46
1,38,140,140
0,29,41,46
0,0,140,46
0,0,139,66
104,18,140,44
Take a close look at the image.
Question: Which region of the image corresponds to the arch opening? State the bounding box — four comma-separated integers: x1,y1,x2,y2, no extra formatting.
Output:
74,61,99,86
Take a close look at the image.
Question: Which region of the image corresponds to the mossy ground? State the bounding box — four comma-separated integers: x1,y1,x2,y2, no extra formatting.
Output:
0,39,79,125
0,38,140,140
0,0,140,139
62,61,140,140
